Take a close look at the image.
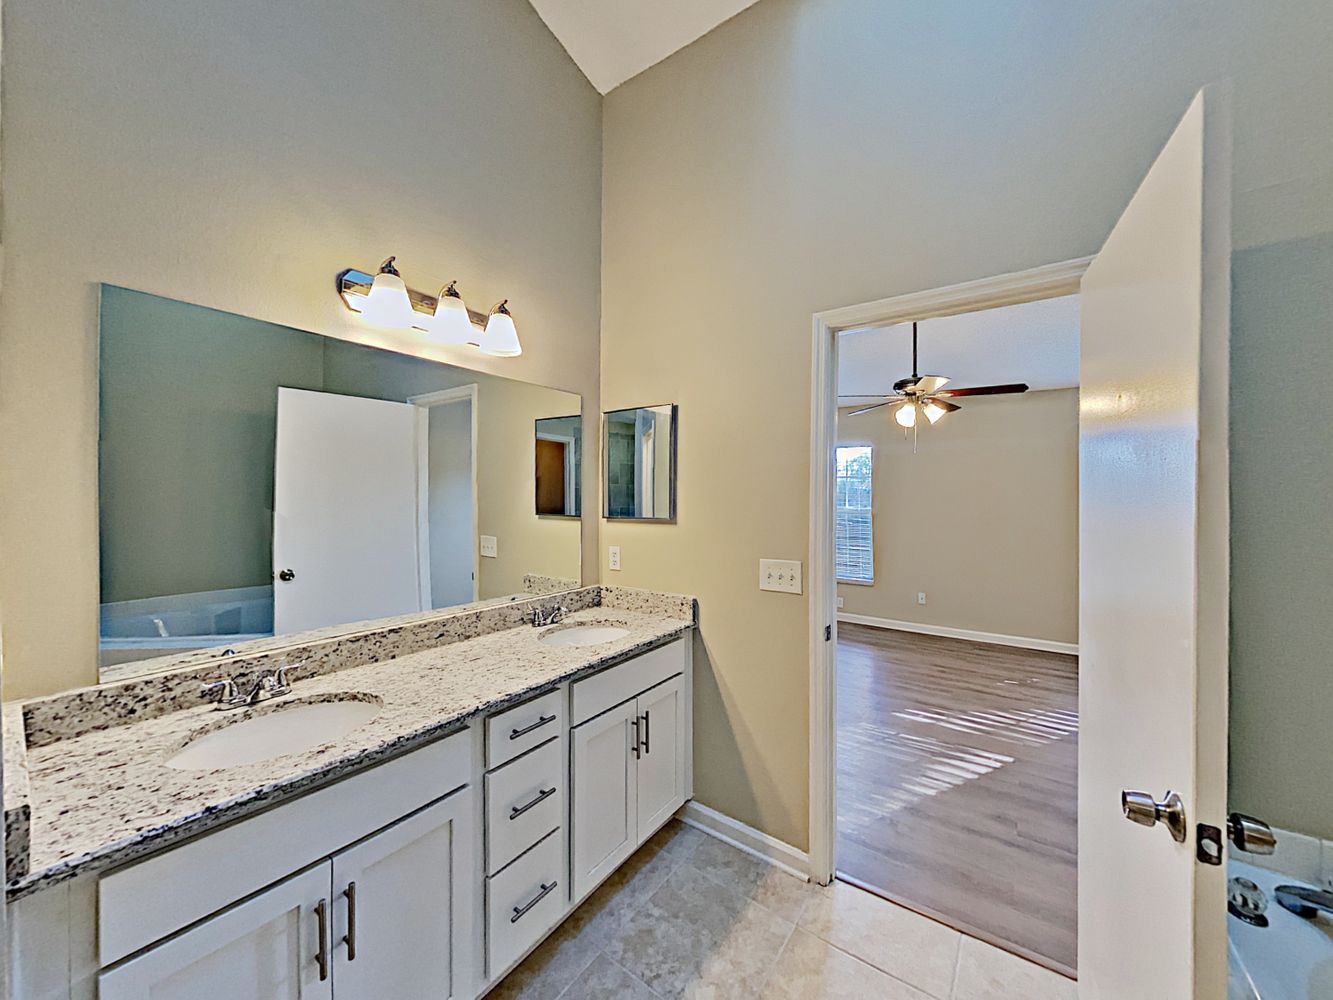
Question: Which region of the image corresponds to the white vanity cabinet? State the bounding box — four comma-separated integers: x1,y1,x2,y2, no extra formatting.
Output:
99,788,472,1000
98,865,332,1000
570,641,688,901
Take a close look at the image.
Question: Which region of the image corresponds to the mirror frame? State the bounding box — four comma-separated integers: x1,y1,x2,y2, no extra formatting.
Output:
602,403,678,523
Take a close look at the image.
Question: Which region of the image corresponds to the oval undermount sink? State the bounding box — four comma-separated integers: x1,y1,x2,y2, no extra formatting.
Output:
539,623,631,648
165,697,382,770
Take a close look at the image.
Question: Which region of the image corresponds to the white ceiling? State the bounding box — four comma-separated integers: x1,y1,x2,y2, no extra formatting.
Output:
526,0,763,94
837,295,1081,405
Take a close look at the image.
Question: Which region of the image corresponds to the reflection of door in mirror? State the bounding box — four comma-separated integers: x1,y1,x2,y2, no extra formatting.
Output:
536,439,568,514
414,387,478,609
273,388,424,635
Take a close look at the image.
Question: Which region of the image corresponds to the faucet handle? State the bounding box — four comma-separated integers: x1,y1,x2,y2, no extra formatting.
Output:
202,678,238,705
272,662,300,692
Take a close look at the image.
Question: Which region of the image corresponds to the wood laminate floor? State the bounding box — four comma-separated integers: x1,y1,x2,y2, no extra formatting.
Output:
836,624,1079,976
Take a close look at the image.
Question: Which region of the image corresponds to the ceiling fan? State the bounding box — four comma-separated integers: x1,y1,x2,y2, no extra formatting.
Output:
840,320,1029,428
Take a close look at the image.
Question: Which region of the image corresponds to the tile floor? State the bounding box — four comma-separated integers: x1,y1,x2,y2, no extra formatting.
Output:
490,820,1077,1000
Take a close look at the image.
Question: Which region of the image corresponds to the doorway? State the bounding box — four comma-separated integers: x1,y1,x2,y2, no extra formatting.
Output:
410,386,479,609
807,259,1090,978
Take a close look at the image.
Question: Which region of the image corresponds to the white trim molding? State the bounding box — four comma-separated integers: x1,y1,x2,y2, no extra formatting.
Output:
676,802,810,883
837,613,1079,656
808,256,1092,886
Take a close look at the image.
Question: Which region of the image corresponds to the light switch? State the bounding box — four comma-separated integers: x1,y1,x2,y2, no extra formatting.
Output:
609,546,621,571
917,591,927,606
480,535,498,558
759,559,802,594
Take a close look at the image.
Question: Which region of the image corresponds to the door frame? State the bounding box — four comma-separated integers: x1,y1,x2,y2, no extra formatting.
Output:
536,427,579,516
409,385,480,605
806,256,1092,885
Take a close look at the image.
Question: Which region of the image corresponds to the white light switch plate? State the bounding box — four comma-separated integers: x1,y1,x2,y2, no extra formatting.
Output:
480,535,498,558
759,559,802,594
608,546,621,571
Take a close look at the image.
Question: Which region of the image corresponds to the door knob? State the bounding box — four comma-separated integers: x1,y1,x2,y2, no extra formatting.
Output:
1122,789,1188,843
1228,813,1276,855
278,568,296,582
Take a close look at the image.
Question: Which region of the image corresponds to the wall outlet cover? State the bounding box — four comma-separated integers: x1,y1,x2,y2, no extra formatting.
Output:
609,545,621,571
480,535,498,558
759,559,802,595
837,596,844,609
917,591,927,605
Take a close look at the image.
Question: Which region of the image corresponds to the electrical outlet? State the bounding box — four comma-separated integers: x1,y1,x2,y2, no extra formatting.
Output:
480,535,498,558
608,546,621,571
759,559,802,594
917,591,927,606
837,596,844,609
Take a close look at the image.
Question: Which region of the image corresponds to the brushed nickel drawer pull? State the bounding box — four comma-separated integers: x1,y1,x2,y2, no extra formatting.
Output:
511,881,558,923
510,714,557,741
343,881,358,961
314,898,330,982
510,787,557,820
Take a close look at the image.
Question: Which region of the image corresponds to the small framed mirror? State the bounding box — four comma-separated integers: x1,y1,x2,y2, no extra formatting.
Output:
603,404,677,521
535,415,582,517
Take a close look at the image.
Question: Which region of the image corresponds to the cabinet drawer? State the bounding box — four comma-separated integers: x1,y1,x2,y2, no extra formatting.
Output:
571,640,685,726
486,690,563,769
485,739,563,876
487,830,564,977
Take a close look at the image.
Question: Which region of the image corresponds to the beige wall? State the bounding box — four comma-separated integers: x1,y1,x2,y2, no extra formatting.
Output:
0,0,602,699
602,0,1333,846
837,390,1079,645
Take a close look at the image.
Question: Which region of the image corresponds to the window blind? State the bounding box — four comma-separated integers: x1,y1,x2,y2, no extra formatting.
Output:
835,445,874,583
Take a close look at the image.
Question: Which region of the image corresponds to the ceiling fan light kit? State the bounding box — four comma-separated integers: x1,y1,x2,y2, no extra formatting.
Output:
841,321,1030,445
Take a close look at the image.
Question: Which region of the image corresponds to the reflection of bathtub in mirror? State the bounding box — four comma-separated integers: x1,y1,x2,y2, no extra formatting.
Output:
99,585,274,671
1228,860,1333,999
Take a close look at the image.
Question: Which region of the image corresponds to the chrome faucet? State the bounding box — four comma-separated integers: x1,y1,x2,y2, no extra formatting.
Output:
1274,884,1333,920
531,605,570,628
202,663,296,710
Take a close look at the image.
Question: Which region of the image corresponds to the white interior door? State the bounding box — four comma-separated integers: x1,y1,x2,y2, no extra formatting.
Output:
425,397,476,607
1078,86,1231,999
273,387,423,635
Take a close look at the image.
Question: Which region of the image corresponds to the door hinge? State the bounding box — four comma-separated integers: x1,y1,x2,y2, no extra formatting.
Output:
824,624,832,642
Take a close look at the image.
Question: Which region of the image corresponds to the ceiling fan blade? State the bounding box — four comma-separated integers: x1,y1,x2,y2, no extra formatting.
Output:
924,396,961,412
913,375,950,395
935,382,1029,398
845,397,905,416
837,393,898,398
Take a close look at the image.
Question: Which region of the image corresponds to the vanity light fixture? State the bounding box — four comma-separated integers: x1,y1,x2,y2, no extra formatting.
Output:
428,281,474,345
357,257,416,329
479,300,522,357
336,258,523,357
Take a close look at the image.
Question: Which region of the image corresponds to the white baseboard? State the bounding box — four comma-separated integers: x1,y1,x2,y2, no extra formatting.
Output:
837,613,1078,656
677,802,810,882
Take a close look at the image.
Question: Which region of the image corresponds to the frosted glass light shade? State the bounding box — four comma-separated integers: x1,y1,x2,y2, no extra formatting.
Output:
428,287,474,345
894,401,918,428
360,270,415,328
922,400,947,424
479,303,522,357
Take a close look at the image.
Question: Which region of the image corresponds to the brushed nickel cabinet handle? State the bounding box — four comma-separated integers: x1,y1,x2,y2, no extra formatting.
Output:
510,714,556,741
511,881,558,923
314,898,330,982
343,881,358,961
510,787,557,820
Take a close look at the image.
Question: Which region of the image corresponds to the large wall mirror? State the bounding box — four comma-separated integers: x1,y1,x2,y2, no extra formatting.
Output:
98,286,582,681
603,404,677,521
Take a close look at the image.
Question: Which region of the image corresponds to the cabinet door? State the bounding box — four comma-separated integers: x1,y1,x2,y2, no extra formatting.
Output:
571,700,640,901
99,865,332,1000
636,674,686,838
331,789,475,1000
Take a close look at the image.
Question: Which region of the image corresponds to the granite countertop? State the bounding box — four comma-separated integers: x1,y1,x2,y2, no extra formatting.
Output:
6,603,692,900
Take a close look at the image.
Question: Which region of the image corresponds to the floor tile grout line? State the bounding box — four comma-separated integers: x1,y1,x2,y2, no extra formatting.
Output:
754,907,804,997
602,950,668,1000
948,935,965,999
816,934,955,999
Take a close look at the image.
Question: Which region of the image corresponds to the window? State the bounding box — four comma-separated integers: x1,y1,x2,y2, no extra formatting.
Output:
835,445,874,583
